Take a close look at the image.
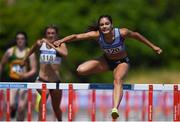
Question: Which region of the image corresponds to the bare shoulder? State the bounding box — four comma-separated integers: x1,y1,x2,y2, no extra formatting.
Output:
119,28,132,38
0,47,14,59
6,47,14,56
120,28,129,34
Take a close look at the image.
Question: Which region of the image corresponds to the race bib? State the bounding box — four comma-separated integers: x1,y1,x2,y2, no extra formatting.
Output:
40,50,56,63
9,60,26,80
11,64,24,73
104,46,123,54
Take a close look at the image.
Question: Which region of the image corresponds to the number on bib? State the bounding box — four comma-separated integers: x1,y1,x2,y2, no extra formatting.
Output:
12,65,24,73
40,54,56,63
104,46,122,54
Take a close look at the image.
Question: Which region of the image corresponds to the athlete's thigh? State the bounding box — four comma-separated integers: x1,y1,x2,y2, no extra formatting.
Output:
113,63,129,80
77,56,109,74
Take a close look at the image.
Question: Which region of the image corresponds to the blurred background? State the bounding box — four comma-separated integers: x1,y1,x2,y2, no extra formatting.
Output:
0,0,180,84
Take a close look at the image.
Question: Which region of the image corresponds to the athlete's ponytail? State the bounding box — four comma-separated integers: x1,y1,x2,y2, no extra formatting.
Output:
87,21,99,32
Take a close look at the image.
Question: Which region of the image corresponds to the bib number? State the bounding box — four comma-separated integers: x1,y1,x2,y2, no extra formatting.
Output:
40,54,56,63
11,65,24,73
10,64,25,79
104,47,122,54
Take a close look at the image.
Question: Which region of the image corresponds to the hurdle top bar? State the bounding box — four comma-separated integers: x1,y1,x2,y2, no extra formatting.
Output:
0,82,179,91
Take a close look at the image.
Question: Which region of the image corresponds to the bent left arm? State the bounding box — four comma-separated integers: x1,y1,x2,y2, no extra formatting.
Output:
55,43,68,57
120,28,162,54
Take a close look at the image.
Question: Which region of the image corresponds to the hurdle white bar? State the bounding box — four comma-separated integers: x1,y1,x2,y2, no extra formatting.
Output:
0,82,56,89
0,82,179,90
133,84,179,91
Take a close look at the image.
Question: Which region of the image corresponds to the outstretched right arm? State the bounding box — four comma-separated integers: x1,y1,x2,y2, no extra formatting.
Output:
55,31,99,46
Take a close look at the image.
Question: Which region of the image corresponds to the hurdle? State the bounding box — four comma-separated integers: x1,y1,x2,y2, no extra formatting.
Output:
0,82,179,121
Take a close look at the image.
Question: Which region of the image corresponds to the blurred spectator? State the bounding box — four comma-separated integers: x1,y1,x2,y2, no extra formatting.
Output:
0,31,37,121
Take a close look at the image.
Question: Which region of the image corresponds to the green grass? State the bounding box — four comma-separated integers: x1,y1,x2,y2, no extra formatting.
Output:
125,68,180,84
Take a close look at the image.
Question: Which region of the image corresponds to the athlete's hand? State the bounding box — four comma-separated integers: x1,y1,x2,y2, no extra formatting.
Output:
54,40,63,47
53,41,59,47
153,46,162,54
18,73,27,80
41,38,48,43
45,40,57,49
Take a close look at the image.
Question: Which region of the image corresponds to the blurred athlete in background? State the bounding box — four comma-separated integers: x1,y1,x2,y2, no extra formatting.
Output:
23,25,68,121
0,31,37,120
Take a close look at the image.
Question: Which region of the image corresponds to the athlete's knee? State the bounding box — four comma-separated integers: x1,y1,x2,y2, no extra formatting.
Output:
76,65,87,75
114,76,123,86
